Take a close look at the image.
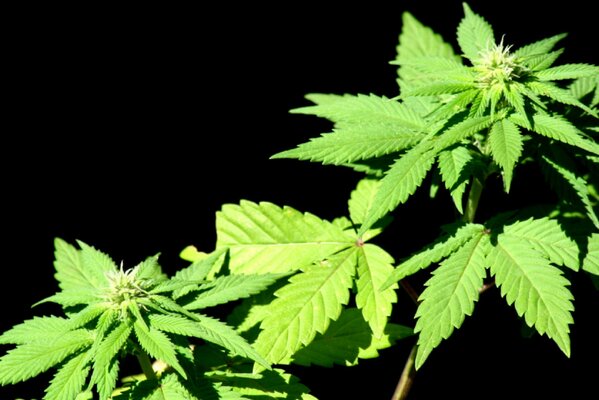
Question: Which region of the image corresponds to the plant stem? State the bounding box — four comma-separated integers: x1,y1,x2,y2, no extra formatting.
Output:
464,178,484,223
136,348,157,380
391,345,417,400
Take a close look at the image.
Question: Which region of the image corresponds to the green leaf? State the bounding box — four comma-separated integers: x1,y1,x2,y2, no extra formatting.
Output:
527,81,598,117
501,218,580,271
583,233,599,275
414,232,489,368
290,93,426,131
404,82,474,97
76,240,116,286
457,3,495,62
511,113,599,156
121,373,194,400
536,64,599,81
438,145,472,213
136,254,166,282
359,143,436,234
272,124,425,165
291,308,412,367
53,238,100,297
133,320,186,379
382,223,485,288
222,368,315,399
44,351,90,400
90,322,133,398
0,329,92,384
525,49,564,71
172,249,227,298
433,115,496,152
543,157,599,229
148,313,269,368
513,33,567,60
183,273,281,310
570,76,598,100
429,90,479,121
349,178,382,226
96,357,120,400
488,119,523,192
253,248,357,366
396,12,457,62
355,244,398,338
216,201,353,273
0,316,72,345
488,235,574,356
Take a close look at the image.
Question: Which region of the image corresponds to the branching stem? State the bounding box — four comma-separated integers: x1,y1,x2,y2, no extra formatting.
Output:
464,177,484,223
134,342,157,380
391,345,417,400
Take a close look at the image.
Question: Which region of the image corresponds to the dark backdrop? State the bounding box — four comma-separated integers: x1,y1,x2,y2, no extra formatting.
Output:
2,1,598,398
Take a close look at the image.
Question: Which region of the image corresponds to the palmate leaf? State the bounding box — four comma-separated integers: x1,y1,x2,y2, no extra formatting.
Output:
290,93,426,131
148,313,269,368
183,273,281,310
513,33,567,60
359,143,437,234
0,316,72,345
77,241,116,283
53,239,103,299
583,233,599,275
511,112,599,156
355,244,398,338
382,223,485,288
488,119,523,192
527,81,598,117
543,157,599,229
488,235,574,356
272,124,425,165
133,320,186,379
438,145,472,213
501,218,580,271
395,11,459,100
414,232,490,368
290,308,412,367
253,248,357,366
118,373,194,400
216,201,353,273
171,249,227,298
396,12,457,63
44,351,90,400
433,114,496,152
349,178,382,226
0,329,93,385
90,322,133,399
536,64,599,81
457,3,495,62
221,368,316,399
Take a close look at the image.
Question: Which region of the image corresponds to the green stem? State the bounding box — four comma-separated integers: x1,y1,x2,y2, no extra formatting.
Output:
135,347,157,380
464,178,484,223
391,345,417,400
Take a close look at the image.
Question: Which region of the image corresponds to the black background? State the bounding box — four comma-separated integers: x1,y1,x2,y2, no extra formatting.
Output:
2,1,598,399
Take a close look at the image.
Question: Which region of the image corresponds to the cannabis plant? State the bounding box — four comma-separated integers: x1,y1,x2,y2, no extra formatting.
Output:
0,240,315,399
2,3,598,399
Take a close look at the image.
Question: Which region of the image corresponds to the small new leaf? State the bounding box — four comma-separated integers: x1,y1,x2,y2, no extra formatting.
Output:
133,320,186,379
488,119,523,192
457,3,495,62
